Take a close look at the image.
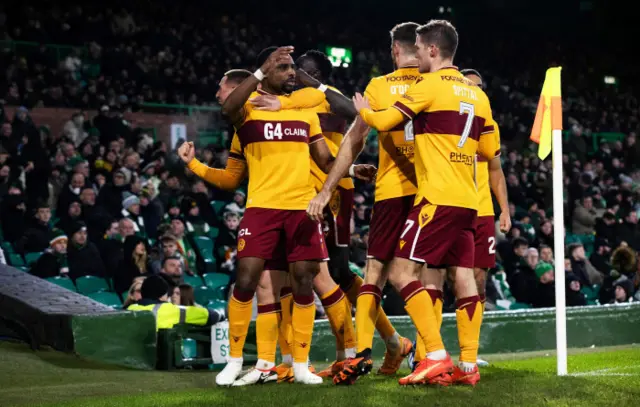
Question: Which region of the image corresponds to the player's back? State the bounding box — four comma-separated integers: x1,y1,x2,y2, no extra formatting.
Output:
476,119,500,217
401,67,498,210
306,86,353,192
234,91,322,210
364,66,420,202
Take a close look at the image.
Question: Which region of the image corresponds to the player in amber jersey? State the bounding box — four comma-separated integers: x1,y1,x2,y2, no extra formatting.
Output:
408,69,512,382
353,20,500,387
252,49,413,378
184,68,374,386
310,23,422,385
207,46,376,386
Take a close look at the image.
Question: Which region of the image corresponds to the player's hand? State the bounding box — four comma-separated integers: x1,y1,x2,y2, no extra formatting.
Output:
353,164,377,183
499,212,512,233
261,46,294,74
249,95,282,111
177,141,195,164
296,69,321,88
307,189,332,223
352,93,371,113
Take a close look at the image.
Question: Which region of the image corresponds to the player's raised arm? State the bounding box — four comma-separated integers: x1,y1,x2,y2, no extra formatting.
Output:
221,46,294,124
178,140,247,191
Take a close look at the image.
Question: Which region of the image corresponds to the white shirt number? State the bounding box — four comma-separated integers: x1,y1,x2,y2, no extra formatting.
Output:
458,101,475,148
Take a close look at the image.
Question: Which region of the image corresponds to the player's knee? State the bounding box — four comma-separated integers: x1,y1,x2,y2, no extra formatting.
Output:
364,258,386,286
474,268,487,296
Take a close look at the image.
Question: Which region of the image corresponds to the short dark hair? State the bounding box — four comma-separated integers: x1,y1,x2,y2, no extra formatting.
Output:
224,69,252,85
539,244,551,251
390,22,419,49
256,46,278,68
297,50,333,81
513,237,529,249
416,20,458,59
162,255,181,267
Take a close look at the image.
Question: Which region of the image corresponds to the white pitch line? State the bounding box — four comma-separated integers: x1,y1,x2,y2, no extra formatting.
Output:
571,365,640,377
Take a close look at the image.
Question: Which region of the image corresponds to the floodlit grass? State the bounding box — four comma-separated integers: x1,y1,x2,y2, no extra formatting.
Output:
1,342,639,407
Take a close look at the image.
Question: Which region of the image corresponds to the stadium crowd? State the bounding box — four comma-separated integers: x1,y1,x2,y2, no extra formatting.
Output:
1,1,640,317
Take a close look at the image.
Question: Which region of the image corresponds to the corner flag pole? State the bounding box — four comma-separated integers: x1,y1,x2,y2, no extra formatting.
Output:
530,67,566,375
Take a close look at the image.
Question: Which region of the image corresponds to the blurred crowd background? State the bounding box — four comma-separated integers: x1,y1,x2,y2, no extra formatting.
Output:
1,0,639,316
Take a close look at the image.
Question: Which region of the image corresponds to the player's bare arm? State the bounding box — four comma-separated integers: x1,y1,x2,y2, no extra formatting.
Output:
221,46,294,124
296,69,358,120
307,117,374,222
488,156,511,233
178,141,247,190
354,92,405,131
250,87,326,111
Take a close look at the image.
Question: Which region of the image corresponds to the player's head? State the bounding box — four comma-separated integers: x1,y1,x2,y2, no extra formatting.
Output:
216,69,252,104
389,22,419,66
415,20,458,73
256,46,296,94
296,50,333,83
461,68,485,89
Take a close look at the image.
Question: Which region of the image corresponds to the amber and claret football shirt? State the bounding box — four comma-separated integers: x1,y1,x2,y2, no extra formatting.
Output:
364,66,421,202
229,90,324,210
277,86,354,193
476,119,501,217
360,67,500,210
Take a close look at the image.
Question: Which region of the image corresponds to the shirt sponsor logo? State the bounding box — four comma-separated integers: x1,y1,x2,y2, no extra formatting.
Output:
395,145,415,157
449,152,474,166
386,75,420,82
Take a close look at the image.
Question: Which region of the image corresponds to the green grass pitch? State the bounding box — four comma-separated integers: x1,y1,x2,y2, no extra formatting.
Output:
1,342,639,407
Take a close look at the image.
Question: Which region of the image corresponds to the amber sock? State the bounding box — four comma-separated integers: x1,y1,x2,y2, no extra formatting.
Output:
256,302,281,368
355,284,381,353
401,281,445,358
456,295,483,364
292,294,316,363
228,287,255,359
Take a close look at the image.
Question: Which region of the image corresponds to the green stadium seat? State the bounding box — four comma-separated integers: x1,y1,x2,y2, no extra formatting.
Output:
75,276,110,295
46,276,76,292
8,253,25,267
17,266,30,272
206,299,227,315
181,338,198,359
1,241,13,253
208,227,219,240
210,201,227,215
194,236,216,273
183,274,204,287
24,252,42,266
87,292,123,309
193,286,218,305
214,285,228,301
203,273,230,290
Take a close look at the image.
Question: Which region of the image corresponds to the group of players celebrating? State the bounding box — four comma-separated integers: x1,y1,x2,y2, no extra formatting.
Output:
177,18,511,387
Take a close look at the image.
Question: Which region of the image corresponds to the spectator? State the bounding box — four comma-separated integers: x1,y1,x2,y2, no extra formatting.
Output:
178,284,200,307
572,196,597,235
122,277,145,308
539,244,554,264
0,184,27,244
114,235,151,294
67,221,106,280
159,255,183,287
182,196,211,236
97,218,123,276
611,279,635,304
170,285,181,305
568,243,604,287
31,229,69,279
20,200,52,253
139,184,163,239
532,262,555,308
224,190,246,215
63,112,88,147
565,273,587,307
127,275,222,330
121,191,146,238
215,211,239,275
169,216,196,275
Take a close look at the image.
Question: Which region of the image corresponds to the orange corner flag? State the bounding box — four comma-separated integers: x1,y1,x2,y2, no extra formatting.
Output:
530,67,562,160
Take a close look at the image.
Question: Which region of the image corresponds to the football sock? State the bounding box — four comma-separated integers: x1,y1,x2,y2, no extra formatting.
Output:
415,289,443,363
355,284,381,353
278,287,293,363
347,275,397,345
320,285,349,357
228,287,254,359
256,302,281,367
292,294,316,363
401,280,445,356
456,295,483,364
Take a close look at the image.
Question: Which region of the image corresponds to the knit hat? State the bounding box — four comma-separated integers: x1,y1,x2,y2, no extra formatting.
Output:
49,228,68,246
615,278,634,298
114,167,132,184
68,156,88,169
535,262,554,279
140,275,170,299
141,160,156,174
234,189,246,198
67,221,87,237
122,192,140,209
